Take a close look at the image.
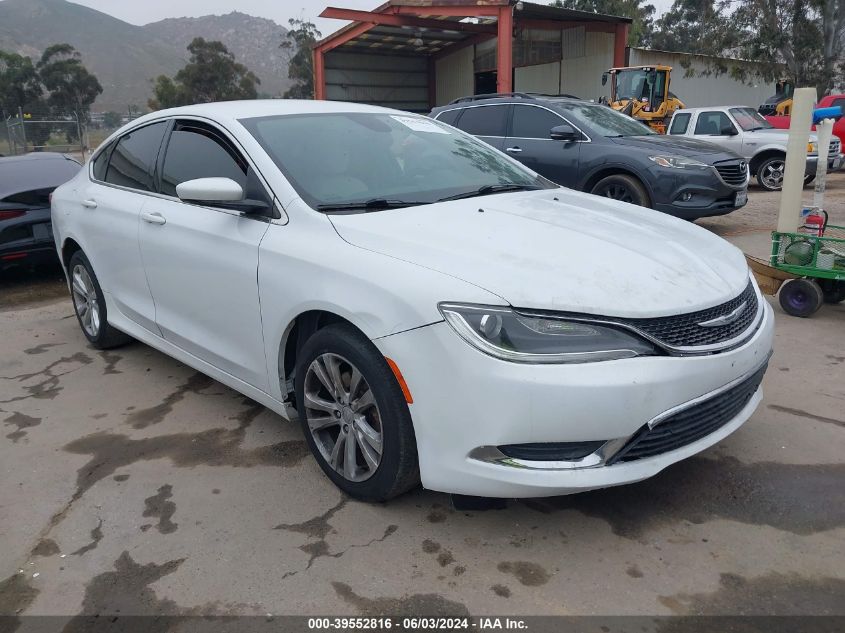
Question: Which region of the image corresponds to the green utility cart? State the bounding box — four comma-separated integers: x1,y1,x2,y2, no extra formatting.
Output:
759,222,845,316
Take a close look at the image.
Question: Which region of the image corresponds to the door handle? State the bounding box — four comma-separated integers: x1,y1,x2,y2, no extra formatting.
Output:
505,147,523,153
141,212,166,225
81,199,97,209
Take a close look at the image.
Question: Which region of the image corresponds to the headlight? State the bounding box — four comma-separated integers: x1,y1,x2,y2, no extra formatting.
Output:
648,155,709,169
438,303,657,364
807,142,818,155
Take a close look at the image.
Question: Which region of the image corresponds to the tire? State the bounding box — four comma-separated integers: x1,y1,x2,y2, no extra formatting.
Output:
756,156,786,191
294,323,419,501
778,278,824,317
818,279,845,304
804,174,815,187
68,251,132,349
590,174,650,208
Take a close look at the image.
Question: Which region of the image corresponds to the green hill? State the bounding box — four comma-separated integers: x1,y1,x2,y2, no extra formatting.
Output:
0,0,291,112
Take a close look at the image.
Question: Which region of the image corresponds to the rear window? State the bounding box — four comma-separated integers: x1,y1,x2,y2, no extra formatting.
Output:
455,105,508,137
2,188,53,206
105,122,168,192
669,113,691,135
91,141,114,181
435,109,462,126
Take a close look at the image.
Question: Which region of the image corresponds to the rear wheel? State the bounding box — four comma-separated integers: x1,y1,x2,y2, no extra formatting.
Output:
68,251,132,349
590,174,650,208
818,279,845,304
294,323,419,501
778,278,824,317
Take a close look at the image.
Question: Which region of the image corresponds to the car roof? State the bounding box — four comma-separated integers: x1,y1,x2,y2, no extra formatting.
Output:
673,105,753,114
432,94,592,112
0,152,79,164
128,99,406,128
0,153,81,200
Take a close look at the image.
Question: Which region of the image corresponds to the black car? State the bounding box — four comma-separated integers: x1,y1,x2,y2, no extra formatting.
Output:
430,94,749,220
0,153,81,268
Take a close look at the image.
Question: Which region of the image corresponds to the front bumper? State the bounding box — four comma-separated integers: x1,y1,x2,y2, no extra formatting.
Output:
649,165,748,220
375,298,774,498
806,153,845,174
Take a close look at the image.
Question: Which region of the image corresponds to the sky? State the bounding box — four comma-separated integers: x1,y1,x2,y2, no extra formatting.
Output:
65,0,674,36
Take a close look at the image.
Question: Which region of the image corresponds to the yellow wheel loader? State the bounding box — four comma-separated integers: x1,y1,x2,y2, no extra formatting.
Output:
601,66,685,134
758,79,795,116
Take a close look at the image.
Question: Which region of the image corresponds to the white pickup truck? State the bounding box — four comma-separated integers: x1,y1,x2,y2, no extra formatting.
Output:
667,105,843,191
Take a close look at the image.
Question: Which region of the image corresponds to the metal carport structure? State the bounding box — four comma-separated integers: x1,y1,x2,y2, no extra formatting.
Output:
313,0,632,112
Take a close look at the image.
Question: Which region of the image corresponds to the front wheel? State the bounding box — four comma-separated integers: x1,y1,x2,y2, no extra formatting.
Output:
778,278,824,317
756,156,786,191
68,251,132,349
294,323,419,501
590,174,650,208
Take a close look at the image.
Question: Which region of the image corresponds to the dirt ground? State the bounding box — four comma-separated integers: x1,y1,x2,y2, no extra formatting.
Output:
1,178,843,625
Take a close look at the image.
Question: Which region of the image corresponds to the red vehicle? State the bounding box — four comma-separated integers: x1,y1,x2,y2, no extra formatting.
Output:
764,94,845,145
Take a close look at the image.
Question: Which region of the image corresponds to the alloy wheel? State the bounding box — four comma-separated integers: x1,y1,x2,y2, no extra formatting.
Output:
600,184,635,203
71,264,100,338
303,352,383,482
761,160,785,189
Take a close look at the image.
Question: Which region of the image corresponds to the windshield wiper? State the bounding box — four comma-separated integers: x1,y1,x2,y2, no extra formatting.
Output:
437,183,542,202
316,198,426,212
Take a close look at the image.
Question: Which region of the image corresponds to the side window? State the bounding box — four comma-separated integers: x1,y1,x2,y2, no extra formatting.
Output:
91,141,114,181
511,105,565,139
104,122,168,192
832,98,845,115
694,111,733,135
668,113,691,135
435,109,462,126
160,123,250,198
456,105,508,137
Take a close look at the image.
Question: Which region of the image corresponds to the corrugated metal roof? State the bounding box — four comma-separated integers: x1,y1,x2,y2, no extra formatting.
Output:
318,1,631,53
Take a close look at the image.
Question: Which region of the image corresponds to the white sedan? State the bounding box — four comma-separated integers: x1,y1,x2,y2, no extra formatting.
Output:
51,101,774,501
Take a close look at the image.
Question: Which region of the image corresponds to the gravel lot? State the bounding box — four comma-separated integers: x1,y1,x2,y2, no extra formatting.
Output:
1,177,843,623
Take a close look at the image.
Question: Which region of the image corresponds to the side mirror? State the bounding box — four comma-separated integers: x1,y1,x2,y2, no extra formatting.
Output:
550,123,579,141
177,177,243,202
601,73,608,87
721,124,738,136
176,177,270,214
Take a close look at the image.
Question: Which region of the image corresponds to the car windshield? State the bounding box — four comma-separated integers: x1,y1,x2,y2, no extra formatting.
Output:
239,112,553,211
556,103,655,138
730,107,773,131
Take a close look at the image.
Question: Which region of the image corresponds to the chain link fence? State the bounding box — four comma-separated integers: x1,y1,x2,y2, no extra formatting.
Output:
1,107,143,162
2,107,87,161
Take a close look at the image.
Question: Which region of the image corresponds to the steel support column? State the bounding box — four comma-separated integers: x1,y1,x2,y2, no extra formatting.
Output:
614,23,629,67
496,5,513,93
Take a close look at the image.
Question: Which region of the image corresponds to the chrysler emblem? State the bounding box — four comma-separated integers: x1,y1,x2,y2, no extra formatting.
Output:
698,301,747,327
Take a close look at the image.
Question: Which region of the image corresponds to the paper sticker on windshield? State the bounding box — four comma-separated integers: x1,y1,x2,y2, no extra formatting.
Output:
391,115,451,134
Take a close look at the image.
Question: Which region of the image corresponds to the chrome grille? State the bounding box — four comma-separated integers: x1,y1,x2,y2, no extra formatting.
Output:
830,138,841,155
608,363,767,463
612,281,759,350
714,160,748,186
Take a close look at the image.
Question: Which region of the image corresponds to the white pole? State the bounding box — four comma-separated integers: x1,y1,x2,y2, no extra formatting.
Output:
777,87,817,233
812,118,834,209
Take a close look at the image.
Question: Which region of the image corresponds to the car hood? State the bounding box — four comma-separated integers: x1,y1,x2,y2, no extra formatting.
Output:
746,128,819,143
329,189,750,318
610,134,738,158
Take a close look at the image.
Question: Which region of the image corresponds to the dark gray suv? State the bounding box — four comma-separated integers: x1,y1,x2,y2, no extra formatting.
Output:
430,94,749,220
